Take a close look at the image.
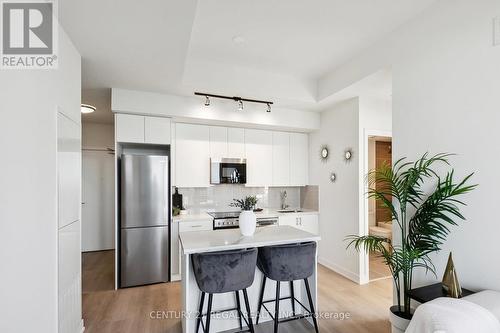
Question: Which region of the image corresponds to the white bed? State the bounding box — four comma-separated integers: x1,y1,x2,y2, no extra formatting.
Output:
406,290,500,333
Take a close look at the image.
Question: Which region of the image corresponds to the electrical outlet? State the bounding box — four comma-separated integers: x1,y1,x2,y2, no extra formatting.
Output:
493,17,500,46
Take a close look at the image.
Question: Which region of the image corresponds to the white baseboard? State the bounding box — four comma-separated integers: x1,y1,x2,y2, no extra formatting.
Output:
318,257,360,284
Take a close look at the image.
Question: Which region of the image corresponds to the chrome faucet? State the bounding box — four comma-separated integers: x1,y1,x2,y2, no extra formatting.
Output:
280,190,289,210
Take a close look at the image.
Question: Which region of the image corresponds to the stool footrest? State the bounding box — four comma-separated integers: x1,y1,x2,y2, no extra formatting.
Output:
260,296,313,321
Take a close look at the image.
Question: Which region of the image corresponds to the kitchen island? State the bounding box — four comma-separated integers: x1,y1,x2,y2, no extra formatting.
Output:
179,225,320,333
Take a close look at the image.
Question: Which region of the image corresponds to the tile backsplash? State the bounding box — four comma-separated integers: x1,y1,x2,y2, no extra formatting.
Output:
176,185,301,213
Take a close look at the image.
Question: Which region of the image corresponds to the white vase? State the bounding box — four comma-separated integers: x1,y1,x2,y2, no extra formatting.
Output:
239,210,256,236
389,306,412,333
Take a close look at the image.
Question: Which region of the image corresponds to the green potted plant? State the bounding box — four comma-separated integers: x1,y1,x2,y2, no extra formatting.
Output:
230,196,258,236
346,153,476,333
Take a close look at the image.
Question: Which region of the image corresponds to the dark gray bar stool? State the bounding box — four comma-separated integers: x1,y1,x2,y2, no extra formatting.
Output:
192,248,257,333
255,242,319,333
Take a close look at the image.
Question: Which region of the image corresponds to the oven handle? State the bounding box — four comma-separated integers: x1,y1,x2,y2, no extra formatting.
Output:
256,218,278,227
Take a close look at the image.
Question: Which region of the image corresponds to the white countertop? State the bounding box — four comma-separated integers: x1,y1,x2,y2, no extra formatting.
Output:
173,208,319,222
173,212,212,223
179,225,320,254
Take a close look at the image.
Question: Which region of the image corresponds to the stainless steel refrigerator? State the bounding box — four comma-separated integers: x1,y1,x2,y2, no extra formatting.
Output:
120,154,169,287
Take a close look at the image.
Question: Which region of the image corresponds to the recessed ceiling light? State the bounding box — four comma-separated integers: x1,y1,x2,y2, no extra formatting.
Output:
81,104,96,114
232,35,245,44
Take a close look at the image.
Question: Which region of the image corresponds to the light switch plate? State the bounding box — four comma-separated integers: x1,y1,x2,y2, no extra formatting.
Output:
493,17,500,46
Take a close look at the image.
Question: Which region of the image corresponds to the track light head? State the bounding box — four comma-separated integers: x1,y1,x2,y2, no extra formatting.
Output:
238,99,244,111
266,103,271,113
204,96,210,107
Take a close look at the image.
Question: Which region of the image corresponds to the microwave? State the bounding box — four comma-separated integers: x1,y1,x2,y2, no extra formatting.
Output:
210,158,247,184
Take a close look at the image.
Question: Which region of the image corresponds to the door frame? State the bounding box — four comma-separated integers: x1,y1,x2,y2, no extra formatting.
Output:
359,129,392,284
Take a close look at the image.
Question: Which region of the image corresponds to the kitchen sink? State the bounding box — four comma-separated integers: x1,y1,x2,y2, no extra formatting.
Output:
277,209,303,213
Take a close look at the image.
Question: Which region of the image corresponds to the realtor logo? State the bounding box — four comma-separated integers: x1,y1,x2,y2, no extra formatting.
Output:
1,0,58,69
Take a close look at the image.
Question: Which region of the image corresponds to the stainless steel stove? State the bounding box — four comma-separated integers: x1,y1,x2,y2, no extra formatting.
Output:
208,211,278,230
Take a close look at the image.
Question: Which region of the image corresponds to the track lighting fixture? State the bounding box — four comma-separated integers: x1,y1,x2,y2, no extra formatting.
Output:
194,92,273,113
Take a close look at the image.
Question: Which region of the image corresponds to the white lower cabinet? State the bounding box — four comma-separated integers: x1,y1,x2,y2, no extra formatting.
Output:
278,213,319,235
171,219,212,281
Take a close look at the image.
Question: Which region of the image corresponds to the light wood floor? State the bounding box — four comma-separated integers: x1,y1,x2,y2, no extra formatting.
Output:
82,251,392,333
369,254,391,281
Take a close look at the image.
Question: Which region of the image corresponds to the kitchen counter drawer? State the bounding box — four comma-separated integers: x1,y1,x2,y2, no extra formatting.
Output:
178,220,212,233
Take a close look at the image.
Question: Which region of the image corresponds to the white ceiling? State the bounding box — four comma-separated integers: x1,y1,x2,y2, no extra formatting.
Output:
60,0,436,122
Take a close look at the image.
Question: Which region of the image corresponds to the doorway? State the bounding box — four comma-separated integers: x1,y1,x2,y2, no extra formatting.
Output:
367,136,392,281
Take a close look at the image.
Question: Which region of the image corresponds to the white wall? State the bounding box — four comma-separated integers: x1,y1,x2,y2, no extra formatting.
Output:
368,137,376,227
310,96,391,283
82,122,115,149
358,97,392,283
321,0,500,290
309,98,361,281
0,27,81,332
111,88,320,132
393,0,500,290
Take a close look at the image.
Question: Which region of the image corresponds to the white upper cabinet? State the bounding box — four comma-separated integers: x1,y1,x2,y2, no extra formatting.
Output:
272,132,290,186
116,114,144,143
175,123,210,187
227,127,245,158
209,126,228,159
245,129,273,186
116,114,171,144
145,117,171,144
290,133,309,186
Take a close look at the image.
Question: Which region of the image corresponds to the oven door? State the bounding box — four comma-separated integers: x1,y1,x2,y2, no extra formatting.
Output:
210,158,247,184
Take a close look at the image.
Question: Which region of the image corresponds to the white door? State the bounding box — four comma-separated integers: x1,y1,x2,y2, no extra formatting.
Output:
82,150,115,252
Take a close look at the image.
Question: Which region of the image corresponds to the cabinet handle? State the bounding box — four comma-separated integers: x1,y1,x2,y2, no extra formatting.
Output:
191,225,203,228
